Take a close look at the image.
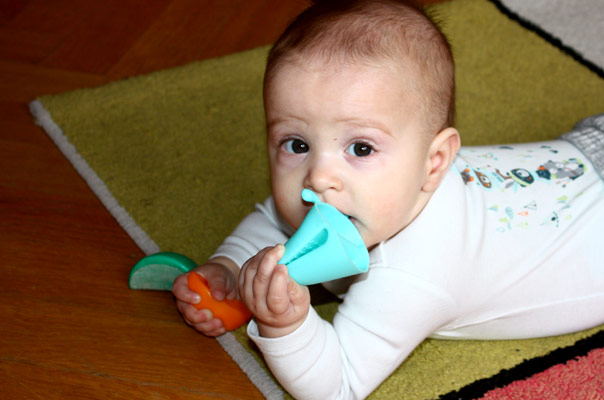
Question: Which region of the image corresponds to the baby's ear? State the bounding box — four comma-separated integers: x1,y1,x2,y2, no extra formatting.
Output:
423,127,460,193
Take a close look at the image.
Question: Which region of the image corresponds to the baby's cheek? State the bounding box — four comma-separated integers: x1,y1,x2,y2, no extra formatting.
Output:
372,203,406,241
273,195,304,230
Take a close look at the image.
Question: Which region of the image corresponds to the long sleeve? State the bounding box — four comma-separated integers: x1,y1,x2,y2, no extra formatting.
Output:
212,196,292,267
211,197,457,398
248,265,457,399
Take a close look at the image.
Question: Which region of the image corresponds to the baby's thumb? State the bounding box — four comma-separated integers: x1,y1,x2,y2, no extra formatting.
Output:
205,272,229,301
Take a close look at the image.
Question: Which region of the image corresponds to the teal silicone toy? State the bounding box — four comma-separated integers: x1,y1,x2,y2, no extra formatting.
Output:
279,189,370,285
129,252,197,290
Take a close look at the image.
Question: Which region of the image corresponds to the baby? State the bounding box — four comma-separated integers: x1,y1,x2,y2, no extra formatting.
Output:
173,0,604,398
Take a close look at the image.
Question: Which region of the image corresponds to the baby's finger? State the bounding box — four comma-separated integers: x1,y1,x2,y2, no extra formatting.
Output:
238,255,253,304
266,263,290,315
252,245,286,301
240,247,271,303
203,271,228,301
178,302,211,325
172,273,201,304
191,317,226,337
287,272,310,307
171,273,187,293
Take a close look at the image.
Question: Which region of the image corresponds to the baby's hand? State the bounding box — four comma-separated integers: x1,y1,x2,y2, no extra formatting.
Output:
172,258,238,337
239,245,310,338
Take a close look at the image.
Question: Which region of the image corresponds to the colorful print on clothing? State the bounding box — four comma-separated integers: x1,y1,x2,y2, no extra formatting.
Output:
536,159,585,182
454,141,589,233
458,148,585,192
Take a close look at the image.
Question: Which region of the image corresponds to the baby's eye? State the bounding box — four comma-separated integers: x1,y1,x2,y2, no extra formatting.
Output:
283,138,309,154
346,142,374,157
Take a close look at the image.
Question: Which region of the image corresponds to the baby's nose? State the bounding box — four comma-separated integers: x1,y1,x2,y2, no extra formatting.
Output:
303,157,344,194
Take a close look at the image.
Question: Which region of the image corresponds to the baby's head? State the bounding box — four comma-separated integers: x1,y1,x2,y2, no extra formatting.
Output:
265,0,455,136
264,0,460,248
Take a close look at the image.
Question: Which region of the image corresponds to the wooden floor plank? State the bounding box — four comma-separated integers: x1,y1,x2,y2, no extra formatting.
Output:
0,0,28,25
3,0,89,37
0,60,108,101
108,0,311,79
40,0,171,75
0,361,243,400
0,27,62,64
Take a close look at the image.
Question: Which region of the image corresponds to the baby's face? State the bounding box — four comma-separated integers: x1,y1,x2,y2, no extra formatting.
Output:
265,61,434,249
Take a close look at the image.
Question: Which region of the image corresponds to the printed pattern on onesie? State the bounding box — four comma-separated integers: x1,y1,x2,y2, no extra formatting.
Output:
453,141,595,233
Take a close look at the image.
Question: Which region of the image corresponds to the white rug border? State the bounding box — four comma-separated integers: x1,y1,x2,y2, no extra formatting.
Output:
29,99,284,400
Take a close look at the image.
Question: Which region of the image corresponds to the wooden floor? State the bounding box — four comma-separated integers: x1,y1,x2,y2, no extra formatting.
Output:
1,1,311,399
0,0,441,398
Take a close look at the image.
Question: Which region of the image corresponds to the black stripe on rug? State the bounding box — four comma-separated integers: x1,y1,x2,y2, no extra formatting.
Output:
438,329,604,399
487,0,604,80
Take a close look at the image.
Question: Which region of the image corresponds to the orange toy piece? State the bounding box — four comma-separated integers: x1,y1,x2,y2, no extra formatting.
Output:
187,272,252,331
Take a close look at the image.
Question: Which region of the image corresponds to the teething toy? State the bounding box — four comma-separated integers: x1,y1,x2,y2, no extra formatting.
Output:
187,272,251,331
129,251,196,290
279,189,369,285
128,188,368,328
129,252,251,331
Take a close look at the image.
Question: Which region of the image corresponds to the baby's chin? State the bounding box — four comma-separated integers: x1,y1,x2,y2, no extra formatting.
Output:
351,222,375,250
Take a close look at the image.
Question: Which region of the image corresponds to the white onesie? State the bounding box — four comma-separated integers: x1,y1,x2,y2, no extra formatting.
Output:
213,138,604,399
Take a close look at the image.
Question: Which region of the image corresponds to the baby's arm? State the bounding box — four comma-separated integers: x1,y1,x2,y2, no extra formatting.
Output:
172,256,240,337
238,245,310,338
173,197,291,337
248,267,457,399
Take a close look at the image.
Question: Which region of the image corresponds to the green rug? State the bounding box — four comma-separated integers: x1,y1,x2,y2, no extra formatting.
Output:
30,0,604,398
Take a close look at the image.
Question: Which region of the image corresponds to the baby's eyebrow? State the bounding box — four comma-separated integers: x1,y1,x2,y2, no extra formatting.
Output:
266,116,307,130
338,118,393,137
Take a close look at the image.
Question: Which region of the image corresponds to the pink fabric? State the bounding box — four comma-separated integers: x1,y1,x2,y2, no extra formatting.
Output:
480,348,604,399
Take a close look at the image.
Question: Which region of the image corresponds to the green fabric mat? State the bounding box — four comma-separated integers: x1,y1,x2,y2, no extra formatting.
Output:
33,0,604,398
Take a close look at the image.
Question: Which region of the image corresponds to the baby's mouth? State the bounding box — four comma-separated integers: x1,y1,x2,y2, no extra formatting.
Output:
347,215,359,226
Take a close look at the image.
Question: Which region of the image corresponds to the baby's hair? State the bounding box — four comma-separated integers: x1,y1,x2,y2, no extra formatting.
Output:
264,0,455,133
